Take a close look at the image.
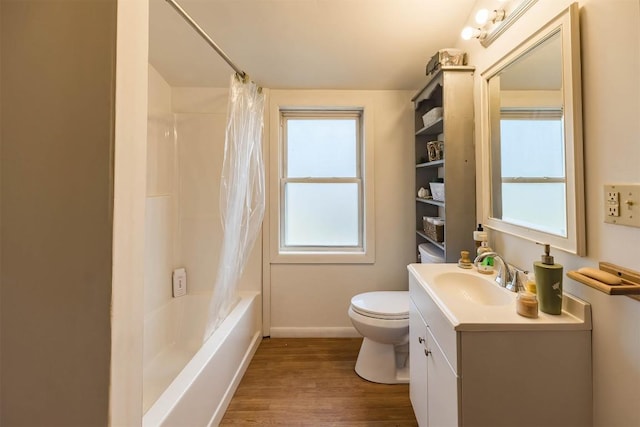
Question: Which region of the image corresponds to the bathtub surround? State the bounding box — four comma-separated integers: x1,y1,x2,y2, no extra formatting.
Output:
144,66,263,420
144,65,180,412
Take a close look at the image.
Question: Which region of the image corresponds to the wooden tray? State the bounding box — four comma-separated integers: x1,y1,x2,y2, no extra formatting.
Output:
567,262,640,298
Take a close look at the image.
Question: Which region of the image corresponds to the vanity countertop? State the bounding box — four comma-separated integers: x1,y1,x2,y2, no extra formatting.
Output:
408,263,592,332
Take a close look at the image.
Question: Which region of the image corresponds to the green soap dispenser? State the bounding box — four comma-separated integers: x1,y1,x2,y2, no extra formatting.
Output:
534,243,563,315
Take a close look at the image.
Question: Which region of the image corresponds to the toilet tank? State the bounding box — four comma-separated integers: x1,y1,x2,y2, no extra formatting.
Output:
418,243,444,263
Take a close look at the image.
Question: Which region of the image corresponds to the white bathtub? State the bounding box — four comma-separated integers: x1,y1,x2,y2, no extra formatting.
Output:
143,291,261,427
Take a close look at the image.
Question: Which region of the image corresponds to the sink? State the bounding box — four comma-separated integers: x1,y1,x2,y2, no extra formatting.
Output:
408,263,592,330
429,272,512,306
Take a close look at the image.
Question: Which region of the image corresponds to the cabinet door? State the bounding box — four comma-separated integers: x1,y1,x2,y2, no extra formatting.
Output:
409,301,428,427
426,327,458,427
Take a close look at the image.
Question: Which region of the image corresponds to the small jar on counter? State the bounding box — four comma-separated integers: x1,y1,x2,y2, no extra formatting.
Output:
516,291,539,318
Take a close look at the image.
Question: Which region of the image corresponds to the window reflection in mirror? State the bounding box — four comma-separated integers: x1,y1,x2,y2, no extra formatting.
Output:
490,31,567,236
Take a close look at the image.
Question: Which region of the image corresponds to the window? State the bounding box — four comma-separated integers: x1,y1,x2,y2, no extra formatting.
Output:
497,108,567,235
279,110,367,256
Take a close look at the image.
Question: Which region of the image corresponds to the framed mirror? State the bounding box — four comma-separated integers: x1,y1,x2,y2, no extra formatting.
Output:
480,3,585,255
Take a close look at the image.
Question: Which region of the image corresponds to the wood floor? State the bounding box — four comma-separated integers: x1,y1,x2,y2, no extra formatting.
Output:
220,338,418,426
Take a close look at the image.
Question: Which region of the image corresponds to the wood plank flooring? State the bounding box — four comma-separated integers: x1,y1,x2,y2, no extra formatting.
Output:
220,338,418,426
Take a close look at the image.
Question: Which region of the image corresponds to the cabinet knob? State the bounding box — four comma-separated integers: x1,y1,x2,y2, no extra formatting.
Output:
424,349,432,357
418,336,424,344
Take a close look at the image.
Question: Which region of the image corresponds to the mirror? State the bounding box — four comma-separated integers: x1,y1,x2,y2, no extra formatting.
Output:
481,3,585,255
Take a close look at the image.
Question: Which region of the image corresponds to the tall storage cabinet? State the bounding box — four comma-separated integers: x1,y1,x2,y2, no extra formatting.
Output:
412,66,476,262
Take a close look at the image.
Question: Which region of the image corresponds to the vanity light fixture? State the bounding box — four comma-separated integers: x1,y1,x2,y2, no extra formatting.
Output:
464,0,539,47
461,26,487,41
475,8,506,26
462,6,506,43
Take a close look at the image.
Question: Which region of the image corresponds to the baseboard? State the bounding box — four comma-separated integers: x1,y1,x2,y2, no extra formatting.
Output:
269,326,361,338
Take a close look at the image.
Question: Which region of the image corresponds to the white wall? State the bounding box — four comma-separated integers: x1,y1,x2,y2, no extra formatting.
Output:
462,1,640,425
265,90,416,336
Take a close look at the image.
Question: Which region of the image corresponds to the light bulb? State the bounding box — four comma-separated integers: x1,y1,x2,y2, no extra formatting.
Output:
475,9,490,25
461,26,475,40
461,26,485,40
475,8,506,25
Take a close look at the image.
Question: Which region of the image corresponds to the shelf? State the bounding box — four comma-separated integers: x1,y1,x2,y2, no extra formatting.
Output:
416,197,444,207
411,66,475,107
412,67,475,263
416,231,445,250
416,159,444,169
567,262,640,299
416,118,443,136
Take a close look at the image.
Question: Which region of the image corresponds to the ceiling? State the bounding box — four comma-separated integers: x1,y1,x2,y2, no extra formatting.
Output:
148,0,477,90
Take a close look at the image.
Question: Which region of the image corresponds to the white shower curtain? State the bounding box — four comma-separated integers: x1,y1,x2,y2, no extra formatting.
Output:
204,74,265,341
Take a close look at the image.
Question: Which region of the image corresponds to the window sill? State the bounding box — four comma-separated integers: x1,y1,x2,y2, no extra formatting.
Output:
270,250,375,264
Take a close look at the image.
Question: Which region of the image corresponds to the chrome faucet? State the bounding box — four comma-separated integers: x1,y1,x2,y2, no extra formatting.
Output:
473,251,524,292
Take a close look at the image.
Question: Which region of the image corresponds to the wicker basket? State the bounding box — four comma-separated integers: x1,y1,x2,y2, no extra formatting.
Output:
423,217,445,242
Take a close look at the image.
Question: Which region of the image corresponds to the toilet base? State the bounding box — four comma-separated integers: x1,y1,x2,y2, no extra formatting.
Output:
354,338,409,384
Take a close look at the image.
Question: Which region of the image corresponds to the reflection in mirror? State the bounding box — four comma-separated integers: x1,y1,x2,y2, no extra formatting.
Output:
490,30,565,236
482,4,585,255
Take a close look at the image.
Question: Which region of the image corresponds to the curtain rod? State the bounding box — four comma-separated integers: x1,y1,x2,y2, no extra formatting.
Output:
164,0,247,79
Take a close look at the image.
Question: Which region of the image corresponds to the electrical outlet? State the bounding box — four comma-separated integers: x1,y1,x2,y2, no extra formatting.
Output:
604,184,640,227
605,188,620,218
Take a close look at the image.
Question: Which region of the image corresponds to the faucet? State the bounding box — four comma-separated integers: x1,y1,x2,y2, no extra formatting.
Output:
473,251,525,292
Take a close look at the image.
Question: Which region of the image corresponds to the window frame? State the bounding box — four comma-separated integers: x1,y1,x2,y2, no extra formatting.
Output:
280,110,364,252
492,107,568,235
268,93,376,264
499,107,565,185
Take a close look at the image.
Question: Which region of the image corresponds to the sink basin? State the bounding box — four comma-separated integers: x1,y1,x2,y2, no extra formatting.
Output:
429,272,512,306
408,263,592,330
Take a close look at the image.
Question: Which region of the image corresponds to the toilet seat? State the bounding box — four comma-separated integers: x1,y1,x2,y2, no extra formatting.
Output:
350,291,409,320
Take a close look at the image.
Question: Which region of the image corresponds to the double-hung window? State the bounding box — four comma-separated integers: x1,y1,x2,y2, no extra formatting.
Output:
279,110,366,256
496,107,567,235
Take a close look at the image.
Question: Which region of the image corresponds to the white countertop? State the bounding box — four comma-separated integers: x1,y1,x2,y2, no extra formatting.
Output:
408,263,592,331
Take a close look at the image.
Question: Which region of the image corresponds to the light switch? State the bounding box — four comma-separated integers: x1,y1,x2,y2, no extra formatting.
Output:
604,184,640,228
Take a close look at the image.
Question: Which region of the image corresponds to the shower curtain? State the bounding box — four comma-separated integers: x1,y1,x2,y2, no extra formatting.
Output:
204,74,265,341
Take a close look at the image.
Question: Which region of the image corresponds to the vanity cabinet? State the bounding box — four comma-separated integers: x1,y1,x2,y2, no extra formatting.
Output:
412,66,476,262
409,267,593,427
409,303,429,427
409,300,458,427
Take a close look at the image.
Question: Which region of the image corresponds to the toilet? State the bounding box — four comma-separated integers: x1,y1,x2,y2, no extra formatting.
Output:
348,291,410,384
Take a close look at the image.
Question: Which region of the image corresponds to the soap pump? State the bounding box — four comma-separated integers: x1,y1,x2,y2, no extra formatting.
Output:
534,243,563,315
473,224,487,249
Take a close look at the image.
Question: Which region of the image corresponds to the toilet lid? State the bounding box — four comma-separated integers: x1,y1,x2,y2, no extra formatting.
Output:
350,291,409,320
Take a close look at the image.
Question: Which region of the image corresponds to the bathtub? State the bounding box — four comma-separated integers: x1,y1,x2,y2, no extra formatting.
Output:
142,291,261,427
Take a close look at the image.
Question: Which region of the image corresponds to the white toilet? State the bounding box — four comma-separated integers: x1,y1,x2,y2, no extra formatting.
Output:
348,291,410,384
